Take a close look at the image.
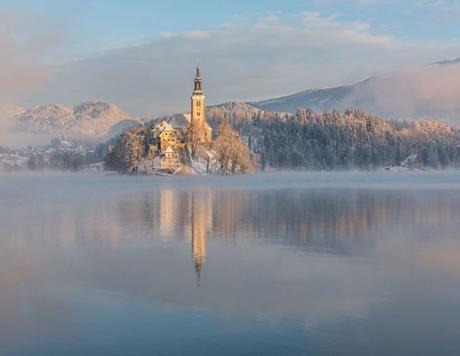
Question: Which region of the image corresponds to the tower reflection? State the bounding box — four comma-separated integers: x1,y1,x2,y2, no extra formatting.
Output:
189,191,212,287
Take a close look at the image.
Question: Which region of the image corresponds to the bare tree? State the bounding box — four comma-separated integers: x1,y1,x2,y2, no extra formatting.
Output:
213,120,254,175
188,123,201,158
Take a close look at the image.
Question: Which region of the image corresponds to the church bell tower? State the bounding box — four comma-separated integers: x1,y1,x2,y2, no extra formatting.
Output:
191,65,207,143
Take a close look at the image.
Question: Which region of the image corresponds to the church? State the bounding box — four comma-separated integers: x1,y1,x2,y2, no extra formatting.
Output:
148,66,212,172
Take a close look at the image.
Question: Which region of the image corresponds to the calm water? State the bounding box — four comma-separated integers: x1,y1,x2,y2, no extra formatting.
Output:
1,171,460,355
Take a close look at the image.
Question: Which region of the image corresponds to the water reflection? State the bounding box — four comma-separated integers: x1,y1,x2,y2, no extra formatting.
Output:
3,180,459,248
189,192,211,286
2,174,460,355
150,188,460,263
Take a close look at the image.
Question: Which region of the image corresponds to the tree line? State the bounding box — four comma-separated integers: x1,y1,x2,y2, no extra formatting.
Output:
206,103,460,170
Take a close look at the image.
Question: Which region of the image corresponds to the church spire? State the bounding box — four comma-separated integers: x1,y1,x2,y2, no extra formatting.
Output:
194,64,202,93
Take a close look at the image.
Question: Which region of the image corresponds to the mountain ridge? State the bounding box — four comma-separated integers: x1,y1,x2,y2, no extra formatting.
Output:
14,101,140,141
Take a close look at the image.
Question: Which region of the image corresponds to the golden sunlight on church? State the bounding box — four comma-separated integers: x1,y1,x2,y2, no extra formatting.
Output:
147,66,212,174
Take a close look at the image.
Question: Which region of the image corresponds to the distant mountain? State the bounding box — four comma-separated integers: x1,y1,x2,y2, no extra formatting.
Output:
106,119,143,139
251,82,360,114
15,101,140,141
251,59,460,121
435,57,460,65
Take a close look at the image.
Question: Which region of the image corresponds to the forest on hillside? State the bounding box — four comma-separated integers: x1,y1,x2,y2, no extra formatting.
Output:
207,103,460,170
105,103,460,173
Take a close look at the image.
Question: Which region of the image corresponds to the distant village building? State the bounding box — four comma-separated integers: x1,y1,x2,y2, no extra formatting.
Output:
401,153,423,170
148,66,212,172
456,145,460,167
161,146,181,169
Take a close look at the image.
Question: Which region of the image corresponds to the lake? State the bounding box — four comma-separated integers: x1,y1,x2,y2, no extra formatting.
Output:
1,171,460,355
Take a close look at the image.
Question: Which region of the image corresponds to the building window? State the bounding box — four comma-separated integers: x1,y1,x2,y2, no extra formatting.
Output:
197,101,201,107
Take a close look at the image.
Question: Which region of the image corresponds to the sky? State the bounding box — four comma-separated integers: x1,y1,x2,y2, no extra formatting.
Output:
1,0,460,115
3,0,460,60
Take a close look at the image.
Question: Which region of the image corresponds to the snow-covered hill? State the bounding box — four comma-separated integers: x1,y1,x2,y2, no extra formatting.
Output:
15,101,139,140
206,102,293,132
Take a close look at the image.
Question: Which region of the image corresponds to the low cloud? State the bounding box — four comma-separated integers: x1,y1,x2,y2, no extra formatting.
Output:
30,13,460,117
0,11,56,146
349,63,460,120
0,12,52,101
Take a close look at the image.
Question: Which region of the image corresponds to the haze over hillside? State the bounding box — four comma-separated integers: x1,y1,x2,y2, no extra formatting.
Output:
252,59,460,121
5,58,460,144
28,57,460,125
13,101,139,141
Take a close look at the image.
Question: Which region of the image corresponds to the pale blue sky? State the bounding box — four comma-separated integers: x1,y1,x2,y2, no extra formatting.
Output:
3,0,460,60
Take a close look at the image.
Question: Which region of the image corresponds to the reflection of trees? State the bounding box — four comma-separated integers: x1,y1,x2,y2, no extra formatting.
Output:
10,188,460,248
212,191,248,240
153,189,460,251
4,188,460,252
252,190,460,245
128,189,457,249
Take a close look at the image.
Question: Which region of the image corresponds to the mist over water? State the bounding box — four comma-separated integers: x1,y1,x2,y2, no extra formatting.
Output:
1,172,460,355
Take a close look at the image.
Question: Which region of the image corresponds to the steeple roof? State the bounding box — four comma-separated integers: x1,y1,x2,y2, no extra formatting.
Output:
194,64,202,93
